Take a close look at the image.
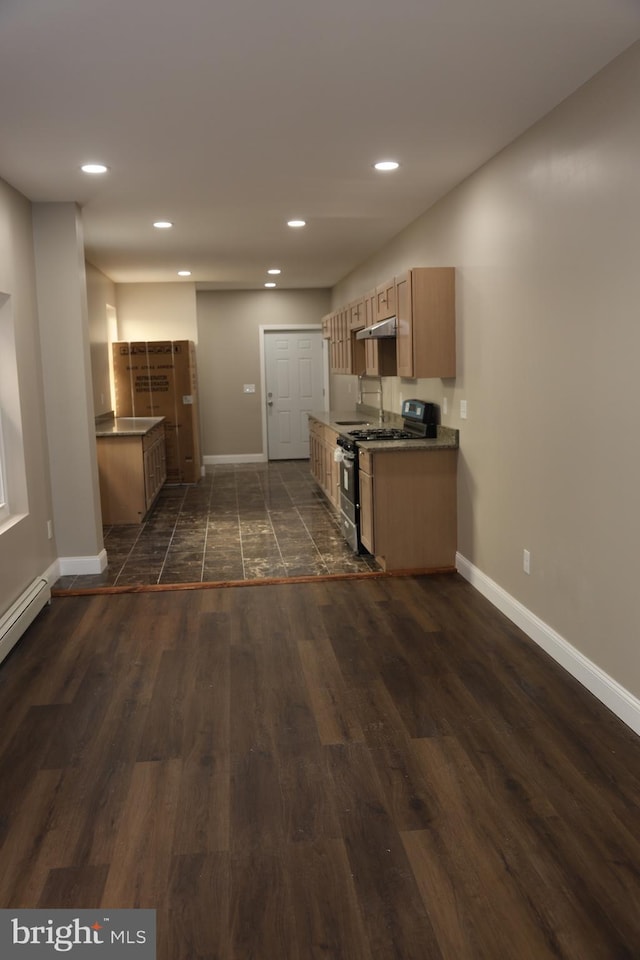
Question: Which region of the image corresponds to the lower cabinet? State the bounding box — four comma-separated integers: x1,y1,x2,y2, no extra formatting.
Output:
358,447,457,571
97,422,167,524
309,417,340,511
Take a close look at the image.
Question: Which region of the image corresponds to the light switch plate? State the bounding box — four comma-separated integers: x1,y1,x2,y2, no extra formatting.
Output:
243,384,256,394
460,399,468,419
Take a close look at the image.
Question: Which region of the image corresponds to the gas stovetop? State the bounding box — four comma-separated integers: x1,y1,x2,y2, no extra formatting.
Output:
347,427,417,441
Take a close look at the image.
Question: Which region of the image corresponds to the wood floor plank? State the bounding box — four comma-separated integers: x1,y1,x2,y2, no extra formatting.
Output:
228,851,299,960
298,638,365,745
327,741,444,960
37,864,109,909
0,768,64,907
286,839,373,960
408,736,565,960
163,852,230,960
278,753,342,843
101,759,183,907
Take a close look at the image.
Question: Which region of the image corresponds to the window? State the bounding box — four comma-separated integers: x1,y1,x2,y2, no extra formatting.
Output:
0,411,7,523
0,292,28,529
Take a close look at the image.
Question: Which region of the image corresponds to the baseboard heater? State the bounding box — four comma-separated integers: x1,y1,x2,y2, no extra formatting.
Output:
0,577,51,666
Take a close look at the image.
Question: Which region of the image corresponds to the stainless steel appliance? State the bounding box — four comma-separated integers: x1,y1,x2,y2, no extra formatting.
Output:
335,399,439,552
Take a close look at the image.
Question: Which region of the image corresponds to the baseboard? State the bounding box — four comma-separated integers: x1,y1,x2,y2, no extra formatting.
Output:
203,453,267,465
456,552,640,737
43,559,61,585
58,549,108,577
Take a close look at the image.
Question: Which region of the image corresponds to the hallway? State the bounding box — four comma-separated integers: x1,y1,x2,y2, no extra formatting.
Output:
54,461,379,592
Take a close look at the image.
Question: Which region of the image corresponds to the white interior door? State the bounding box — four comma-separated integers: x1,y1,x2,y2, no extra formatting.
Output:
265,330,324,459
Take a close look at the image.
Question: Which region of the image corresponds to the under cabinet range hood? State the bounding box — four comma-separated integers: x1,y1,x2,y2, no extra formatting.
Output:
355,316,397,339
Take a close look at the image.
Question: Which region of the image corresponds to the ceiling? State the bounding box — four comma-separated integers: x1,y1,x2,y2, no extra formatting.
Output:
1,0,638,291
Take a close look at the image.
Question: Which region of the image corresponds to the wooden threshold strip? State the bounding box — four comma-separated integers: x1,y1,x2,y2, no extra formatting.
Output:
51,566,456,597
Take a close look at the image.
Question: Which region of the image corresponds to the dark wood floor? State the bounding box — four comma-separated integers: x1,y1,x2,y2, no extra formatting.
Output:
1,573,639,959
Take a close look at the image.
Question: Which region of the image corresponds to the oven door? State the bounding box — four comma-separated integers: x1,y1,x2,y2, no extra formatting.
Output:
339,450,358,523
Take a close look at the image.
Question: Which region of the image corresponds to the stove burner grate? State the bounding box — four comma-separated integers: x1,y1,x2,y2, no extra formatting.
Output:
347,427,417,441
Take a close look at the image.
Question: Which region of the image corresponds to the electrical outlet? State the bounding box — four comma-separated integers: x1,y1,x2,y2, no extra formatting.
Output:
47,520,53,540
460,399,467,419
443,397,448,415
523,549,531,574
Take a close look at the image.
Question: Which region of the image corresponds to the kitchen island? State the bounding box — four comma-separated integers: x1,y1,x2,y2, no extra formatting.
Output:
95,416,166,524
308,408,459,573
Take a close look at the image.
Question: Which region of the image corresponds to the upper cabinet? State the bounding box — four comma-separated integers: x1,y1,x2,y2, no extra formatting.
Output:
349,297,365,331
326,266,455,380
364,287,397,377
374,279,396,323
396,267,455,379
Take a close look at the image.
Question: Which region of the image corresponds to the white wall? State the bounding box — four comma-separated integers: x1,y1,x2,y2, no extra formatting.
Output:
333,42,640,703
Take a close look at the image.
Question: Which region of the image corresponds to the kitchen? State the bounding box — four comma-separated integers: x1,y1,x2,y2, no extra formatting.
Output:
80,267,459,589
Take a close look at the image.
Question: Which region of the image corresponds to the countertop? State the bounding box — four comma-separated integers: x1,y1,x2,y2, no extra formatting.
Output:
308,407,459,451
95,416,165,438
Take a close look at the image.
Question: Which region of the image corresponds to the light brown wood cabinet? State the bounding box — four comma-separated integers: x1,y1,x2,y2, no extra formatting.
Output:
358,447,457,571
326,305,367,376
328,307,352,374
375,279,396,322
308,417,340,510
325,266,455,379
363,288,397,377
97,421,167,524
349,297,365,331
396,267,455,379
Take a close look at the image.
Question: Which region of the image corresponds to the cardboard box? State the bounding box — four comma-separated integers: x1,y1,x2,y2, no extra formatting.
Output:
112,340,201,483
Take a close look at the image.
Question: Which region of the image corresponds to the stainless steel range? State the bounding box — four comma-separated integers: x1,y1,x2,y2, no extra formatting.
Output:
335,399,439,552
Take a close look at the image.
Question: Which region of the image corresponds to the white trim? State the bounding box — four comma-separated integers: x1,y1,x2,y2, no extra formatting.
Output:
44,559,61,585
58,549,108,576
456,552,640,736
0,576,51,665
203,453,267,465
259,323,325,460
0,511,28,537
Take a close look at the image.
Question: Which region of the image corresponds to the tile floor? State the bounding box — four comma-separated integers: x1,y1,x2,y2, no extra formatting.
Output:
54,460,379,591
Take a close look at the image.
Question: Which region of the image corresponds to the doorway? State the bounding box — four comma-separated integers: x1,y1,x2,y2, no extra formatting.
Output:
262,327,326,460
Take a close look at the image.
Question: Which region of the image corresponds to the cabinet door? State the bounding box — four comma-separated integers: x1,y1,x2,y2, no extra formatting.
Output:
309,421,320,481
325,427,340,508
395,271,414,377
349,298,365,331
396,268,456,379
359,462,374,553
375,279,395,322
364,290,378,376
331,312,346,373
97,436,146,524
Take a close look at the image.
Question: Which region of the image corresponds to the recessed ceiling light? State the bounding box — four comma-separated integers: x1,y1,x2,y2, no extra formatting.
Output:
81,163,108,174
153,220,173,229
265,282,277,288
374,160,400,171
287,219,306,228
177,270,191,277
267,268,281,275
